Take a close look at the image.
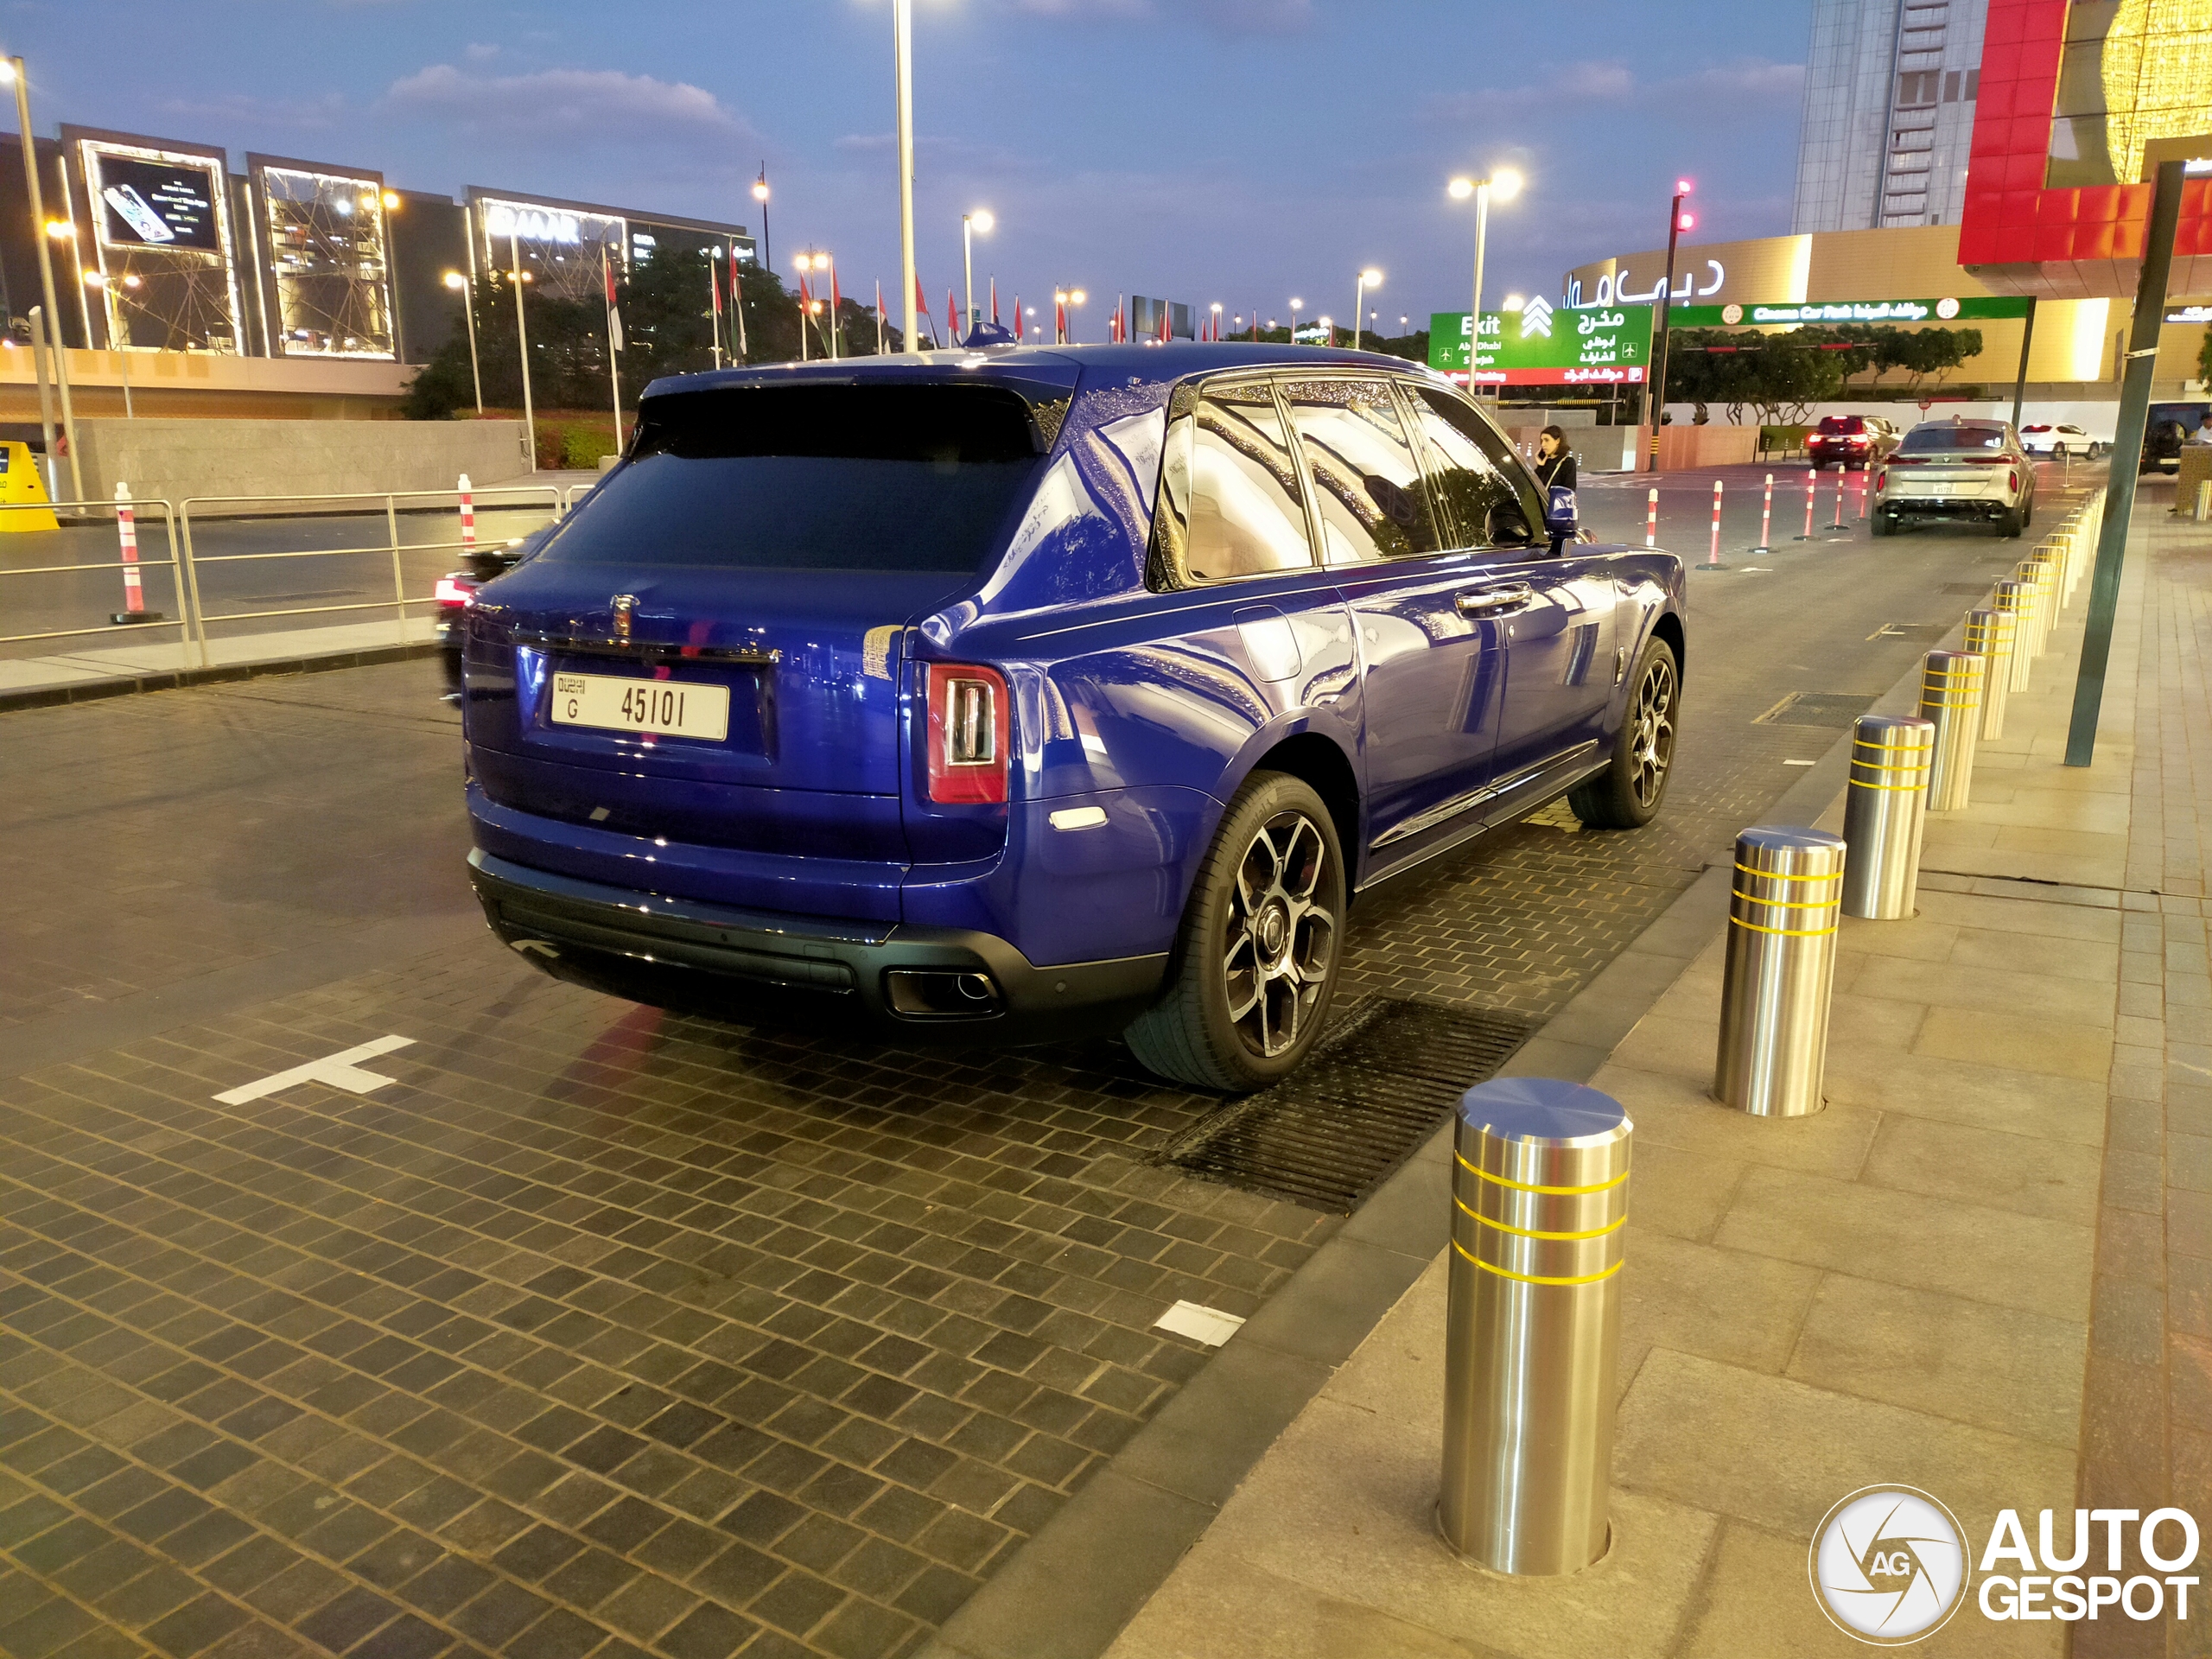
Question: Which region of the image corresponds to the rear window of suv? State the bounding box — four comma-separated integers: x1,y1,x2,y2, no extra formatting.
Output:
1898,423,2007,454
1817,416,1865,435
538,384,1044,572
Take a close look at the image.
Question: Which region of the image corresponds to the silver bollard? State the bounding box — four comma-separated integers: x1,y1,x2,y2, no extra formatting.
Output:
2018,555,2056,657
1440,1076,1629,1574
1841,715,1934,920
2026,545,2064,633
1919,649,1986,812
1992,580,2036,691
1715,826,1846,1117
1962,606,2015,739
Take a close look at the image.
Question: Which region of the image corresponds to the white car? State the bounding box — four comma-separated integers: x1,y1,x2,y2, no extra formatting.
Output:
2019,423,2101,457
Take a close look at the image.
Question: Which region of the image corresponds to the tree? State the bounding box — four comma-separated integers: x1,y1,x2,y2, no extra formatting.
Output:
2197,322,2211,386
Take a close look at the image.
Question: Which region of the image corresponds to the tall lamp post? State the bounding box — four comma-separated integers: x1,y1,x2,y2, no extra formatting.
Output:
1647,179,1695,466
752,167,772,275
443,271,483,412
506,232,536,470
893,0,918,354
1351,269,1381,351
1447,168,1523,397
1289,297,1303,343
962,209,993,338
1054,288,1085,344
5,54,79,500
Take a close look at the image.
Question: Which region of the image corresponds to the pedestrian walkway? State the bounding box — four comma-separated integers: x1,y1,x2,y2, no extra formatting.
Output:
1089,487,2206,1658
0,616,439,705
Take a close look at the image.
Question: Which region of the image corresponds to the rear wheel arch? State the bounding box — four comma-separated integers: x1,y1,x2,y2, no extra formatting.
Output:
1235,731,1362,892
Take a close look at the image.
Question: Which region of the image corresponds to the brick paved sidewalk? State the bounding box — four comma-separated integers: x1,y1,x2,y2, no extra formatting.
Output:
1093,491,2209,1659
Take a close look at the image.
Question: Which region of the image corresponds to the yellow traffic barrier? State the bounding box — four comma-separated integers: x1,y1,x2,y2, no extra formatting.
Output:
0,441,59,531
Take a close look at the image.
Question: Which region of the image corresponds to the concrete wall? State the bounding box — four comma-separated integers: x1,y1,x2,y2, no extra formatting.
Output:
71,418,534,510
7,348,414,424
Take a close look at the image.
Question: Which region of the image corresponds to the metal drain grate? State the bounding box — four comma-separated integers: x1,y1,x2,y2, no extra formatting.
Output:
1753,691,1878,728
1155,999,1535,1212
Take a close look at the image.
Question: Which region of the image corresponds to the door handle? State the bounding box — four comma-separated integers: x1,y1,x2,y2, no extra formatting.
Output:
1455,583,1533,616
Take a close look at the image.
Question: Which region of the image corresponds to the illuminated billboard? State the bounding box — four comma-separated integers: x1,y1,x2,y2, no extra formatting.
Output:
1958,0,2212,298
469,189,625,304
67,130,245,353
249,156,396,359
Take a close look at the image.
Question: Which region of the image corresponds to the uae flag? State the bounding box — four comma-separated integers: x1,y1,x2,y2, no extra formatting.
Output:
603,250,624,352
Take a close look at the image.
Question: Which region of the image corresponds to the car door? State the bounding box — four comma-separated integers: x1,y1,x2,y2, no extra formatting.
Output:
1272,376,1506,870
1401,387,1620,814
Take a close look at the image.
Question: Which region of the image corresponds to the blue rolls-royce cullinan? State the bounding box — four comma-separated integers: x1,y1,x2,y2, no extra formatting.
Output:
460,344,1685,1091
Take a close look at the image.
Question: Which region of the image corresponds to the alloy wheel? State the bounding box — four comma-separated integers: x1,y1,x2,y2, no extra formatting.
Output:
1629,656,1676,809
1222,810,1335,1058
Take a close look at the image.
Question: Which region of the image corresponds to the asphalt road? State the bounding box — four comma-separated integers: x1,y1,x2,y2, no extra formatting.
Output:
0,455,2101,1659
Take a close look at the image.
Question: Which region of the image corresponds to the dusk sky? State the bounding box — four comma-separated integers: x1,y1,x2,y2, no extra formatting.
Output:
14,0,1814,333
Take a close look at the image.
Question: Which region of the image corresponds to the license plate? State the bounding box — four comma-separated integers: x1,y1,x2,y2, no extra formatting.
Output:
550,671,729,741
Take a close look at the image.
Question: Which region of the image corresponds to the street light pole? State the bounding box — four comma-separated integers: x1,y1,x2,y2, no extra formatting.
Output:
752,167,772,276
445,271,482,412
1289,297,1303,343
1649,181,1694,469
1449,168,1522,399
6,54,78,499
893,0,918,354
1352,269,1380,351
509,230,536,471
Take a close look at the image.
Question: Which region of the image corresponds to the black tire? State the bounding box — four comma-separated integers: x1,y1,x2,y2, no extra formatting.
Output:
2000,504,2025,538
1123,772,1345,1093
1870,512,1892,538
1568,637,1679,830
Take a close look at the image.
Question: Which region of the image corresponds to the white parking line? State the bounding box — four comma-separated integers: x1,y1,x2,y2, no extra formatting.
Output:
1153,1300,1247,1348
213,1035,416,1105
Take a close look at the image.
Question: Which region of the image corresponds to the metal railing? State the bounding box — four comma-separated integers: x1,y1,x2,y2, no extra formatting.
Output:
0,495,189,655
174,484,570,662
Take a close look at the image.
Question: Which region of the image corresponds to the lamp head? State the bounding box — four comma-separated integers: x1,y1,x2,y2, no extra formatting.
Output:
1677,212,1695,232
1675,177,1694,196
382,190,401,211
0,60,16,85
969,208,994,233
82,270,105,288
1360,267,1382,287
44,219,73,240
1289,296,1303,308
443,271,467,289
753,178,770,201
1447,176,1475,200
1490,167,1523,201
1070,289,1085,305
1503,293,1524,309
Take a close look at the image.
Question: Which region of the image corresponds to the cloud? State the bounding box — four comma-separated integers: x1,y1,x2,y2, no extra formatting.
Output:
385,64,748,144
462,42,499,62
1672,58,1806,100
156,91,347,132
1011,0,1313,32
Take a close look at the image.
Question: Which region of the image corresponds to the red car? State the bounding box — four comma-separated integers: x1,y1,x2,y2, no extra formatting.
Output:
1808,414,1900,471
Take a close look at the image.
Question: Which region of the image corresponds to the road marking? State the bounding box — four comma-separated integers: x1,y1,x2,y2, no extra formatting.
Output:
213,1035,415,1105
1153,1300,1246,1348
1784,760,1817,766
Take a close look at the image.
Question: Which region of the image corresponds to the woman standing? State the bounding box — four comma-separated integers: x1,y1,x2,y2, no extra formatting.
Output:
1534,425,1578,492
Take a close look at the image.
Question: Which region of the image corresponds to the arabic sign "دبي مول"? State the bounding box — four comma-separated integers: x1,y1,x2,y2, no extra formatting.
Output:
1428,302,1655,385
1662,296,2034,327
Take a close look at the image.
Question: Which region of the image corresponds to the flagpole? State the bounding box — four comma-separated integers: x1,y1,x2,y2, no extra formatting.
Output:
603,245,623,448
733,251,749,363
894,0,918,354
709,247,722,370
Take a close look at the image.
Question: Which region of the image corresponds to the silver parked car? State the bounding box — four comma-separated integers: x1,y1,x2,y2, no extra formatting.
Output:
2019,422,2101,458
1872,418,2037,538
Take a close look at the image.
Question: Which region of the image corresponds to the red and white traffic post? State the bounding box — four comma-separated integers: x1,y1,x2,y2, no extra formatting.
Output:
458,473,476,551
111,481,160,625
1754,473,1773,552
1707,478,1724,567
1797,468,1816,540
1644,488,1658,548
1828,462,1847,530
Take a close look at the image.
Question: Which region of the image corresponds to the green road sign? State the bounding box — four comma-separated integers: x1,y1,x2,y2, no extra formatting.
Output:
1662,296,2034,327
1428,302,1655,386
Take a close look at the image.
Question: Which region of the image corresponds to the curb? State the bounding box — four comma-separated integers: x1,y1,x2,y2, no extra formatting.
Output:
0,641,441,714
918,626,1948,1659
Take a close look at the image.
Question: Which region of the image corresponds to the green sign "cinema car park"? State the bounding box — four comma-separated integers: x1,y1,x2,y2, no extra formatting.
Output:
1661,296,2035,327
1428,302,1655,386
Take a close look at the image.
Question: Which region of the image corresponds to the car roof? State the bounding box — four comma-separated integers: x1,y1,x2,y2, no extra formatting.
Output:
639,341,1431,406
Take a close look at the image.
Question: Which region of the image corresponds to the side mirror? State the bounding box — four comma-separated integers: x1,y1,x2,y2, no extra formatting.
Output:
1543,485,1579,540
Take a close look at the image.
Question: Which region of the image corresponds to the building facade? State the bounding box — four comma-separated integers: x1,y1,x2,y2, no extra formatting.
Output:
1794,0,1992,232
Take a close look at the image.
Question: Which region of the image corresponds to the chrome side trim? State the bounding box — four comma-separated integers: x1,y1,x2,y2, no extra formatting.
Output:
1369,740,1601,851
503,630,782,667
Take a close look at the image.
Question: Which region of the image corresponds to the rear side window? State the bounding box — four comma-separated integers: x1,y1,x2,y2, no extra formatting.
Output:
1185,383,1314,580
1281,379,1444,563
1406,387,1541,549
538,384,1042,572
1818,416,1865,435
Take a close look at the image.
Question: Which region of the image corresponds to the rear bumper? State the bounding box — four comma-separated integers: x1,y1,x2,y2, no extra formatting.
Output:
1877,494,2014,523
467,848,1168,1041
